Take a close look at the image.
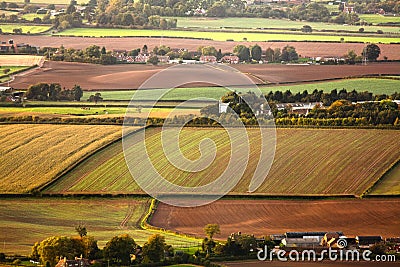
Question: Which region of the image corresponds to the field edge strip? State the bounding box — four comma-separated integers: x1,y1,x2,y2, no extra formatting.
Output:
140,198,203,242
362,157,400,197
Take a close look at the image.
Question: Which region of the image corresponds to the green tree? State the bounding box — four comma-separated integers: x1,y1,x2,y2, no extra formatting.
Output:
142,234,166,263
103,234,137,265
251,44,262,61
204,224,220,239
201,46,217,56
363,43,381,61
281,45,298,62
234,45,250,62
75,223,87,237
147,55,159,65
346,50,357,64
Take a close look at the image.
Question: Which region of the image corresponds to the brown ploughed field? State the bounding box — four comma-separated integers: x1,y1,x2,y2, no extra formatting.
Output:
9,61,400,90
151,199,400,239
3,35,400,60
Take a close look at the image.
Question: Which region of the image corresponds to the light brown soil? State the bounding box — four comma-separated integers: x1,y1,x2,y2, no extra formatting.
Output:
150,199,400,239
9,60,400,90
2,34,400,60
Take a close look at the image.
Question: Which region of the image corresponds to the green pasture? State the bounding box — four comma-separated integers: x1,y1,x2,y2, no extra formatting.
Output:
0,24,52,33
80,78,400,101
54,28,400,43
369,162,400,195
359,14,400,25
172,17,400,33
21,13,47,21
0,197,201,255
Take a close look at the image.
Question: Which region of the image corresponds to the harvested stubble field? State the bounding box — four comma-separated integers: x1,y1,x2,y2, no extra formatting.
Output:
44,127,400,196
9,61,400,90
0,124,123,193
0,197,198,254
0,55,44,66
151,199,400,239
3,35,400,60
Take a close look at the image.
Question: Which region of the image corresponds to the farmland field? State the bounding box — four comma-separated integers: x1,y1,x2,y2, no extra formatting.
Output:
4,35,400,60
151,199,400,239
0,106,200,119
172,17,400,33
0,55,44,66
0,24,51,34
9,61,400,90
81,78,400,101
359,14,400,25
0,197,200,254
21,13,47,21
0,124,123,193
44,127,400,196
369,162,400,195
55,28,400,43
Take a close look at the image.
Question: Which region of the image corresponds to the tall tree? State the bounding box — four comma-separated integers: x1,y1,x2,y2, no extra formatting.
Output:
363,43,381,61
142,234,166,263
251,44,262,61
204,224,220,239
103,234,137,265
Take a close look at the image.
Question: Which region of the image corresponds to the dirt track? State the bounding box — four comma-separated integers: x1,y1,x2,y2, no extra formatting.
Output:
150,199,400,239
9,61,400,90
2,34,400,60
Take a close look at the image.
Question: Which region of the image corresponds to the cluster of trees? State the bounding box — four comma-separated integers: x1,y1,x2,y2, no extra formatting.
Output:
30,227,177,266
25,83,83,101
49,45,117,65
201,90,400,126
264,88,399,106
344,0,400,16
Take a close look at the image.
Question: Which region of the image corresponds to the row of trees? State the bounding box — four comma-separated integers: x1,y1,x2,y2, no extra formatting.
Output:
49,45,117,65
31,231,174,266
25,83,83,101
200,90,400,126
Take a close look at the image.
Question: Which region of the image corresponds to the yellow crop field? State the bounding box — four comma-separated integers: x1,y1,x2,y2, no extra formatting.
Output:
0,55,44,66
0,124,123,193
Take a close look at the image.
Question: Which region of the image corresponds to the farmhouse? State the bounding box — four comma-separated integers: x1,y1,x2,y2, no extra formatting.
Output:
157,55,170,63
55,257,90,267
276,102,322,115
135,54,150,63
282,237,322,248
200,55,217,63
356,236,383,249
221,55,240,64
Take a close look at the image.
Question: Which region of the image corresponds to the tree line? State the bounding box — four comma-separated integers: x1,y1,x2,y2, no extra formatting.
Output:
200,90,400,127
25,83,83,101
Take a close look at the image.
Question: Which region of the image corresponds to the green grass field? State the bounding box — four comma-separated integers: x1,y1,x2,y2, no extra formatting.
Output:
369,162,400,195
172,17,399,33
0,24,51,34
0,124,123,193
44,127,400,196
359,14,400,25
55,28,400,43
0,197,200,255
0,66,31,82
21,13,47,21
80,78,400,101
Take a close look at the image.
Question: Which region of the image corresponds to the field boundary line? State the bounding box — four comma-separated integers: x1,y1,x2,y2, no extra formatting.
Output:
140,198,203,242
38,126,147,194
361,157,400,197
